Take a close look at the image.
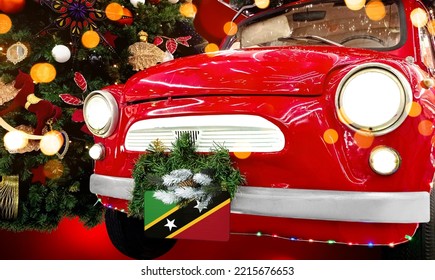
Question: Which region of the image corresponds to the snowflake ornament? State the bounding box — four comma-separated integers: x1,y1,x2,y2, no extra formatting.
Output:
39,0,107,50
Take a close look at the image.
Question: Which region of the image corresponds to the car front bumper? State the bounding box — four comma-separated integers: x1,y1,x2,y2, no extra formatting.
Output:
90,174,430,223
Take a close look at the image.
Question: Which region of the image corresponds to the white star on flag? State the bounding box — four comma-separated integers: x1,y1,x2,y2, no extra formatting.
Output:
164,218,177,231
194,200,208,213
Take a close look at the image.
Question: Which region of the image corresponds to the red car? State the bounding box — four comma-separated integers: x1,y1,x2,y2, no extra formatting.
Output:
84,0,435,259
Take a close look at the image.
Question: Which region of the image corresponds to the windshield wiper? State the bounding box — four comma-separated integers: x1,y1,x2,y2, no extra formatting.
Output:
278,35,343,47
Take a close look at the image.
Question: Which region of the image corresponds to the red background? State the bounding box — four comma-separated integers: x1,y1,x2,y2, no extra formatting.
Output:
0,217,381,260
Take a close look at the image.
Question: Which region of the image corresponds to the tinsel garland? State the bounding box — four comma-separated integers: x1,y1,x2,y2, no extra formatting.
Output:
129,133,245,218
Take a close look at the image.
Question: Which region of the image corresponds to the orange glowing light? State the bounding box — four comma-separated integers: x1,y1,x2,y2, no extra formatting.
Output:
418,120,434,136
323,129,339,144
428,20,435,35
408,101,422,117
0,13,12,34
204,43,219,54
354,131,374,149
365,0,386,21
234,151,251,160
179,3,197,18
223,21,238,36
30,63,57,83
105,2,124,21
81,30,100,49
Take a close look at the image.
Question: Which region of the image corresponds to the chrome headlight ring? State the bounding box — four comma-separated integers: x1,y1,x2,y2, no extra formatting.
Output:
83,90,119,138
335,63,412,136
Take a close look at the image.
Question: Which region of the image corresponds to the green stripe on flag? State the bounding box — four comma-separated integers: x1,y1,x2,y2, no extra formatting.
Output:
144,191,178,228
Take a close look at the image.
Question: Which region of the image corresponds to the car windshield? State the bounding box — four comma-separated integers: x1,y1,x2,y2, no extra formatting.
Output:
235,0,402,49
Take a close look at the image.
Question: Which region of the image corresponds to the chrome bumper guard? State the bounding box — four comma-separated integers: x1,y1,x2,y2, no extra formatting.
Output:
90,174,430,223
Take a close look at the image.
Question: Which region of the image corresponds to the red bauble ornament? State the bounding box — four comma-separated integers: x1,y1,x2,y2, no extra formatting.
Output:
149,0,160,4
117,8,133,26
0,0,26,14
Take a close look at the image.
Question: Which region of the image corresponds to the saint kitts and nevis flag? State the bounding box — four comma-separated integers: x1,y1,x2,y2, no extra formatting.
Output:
144,191,231,241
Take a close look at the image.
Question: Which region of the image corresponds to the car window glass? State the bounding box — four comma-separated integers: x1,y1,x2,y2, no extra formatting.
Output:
238,0,401,49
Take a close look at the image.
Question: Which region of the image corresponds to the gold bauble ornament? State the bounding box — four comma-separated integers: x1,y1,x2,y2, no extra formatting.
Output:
128,31,165,71
0,80,18,105
43,159,64,179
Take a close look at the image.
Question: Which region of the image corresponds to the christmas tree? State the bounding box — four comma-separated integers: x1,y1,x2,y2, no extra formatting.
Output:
0,0,203,231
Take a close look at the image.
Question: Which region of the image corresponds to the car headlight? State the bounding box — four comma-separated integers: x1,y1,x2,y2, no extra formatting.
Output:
83,90,119,138
336,63,412,135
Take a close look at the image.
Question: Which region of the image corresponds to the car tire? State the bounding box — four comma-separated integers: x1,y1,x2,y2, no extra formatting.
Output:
105,209,177,259
382,189,435,260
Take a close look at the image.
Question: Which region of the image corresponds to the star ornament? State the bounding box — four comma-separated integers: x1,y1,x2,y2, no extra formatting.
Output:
31,164,47,185
39,0,106,49
164,218,177,232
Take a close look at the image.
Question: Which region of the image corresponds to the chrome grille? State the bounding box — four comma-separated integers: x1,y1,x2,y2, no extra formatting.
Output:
125,115,285,152
174,130,200,144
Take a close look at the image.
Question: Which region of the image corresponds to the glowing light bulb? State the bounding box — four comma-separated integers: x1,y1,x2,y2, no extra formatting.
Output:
40,130,64,156
255,0,270,9
3,130,28,151
345,0,365,11
411,8,428,28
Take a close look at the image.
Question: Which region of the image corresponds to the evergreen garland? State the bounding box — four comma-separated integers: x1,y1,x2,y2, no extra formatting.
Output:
0,0,201,231
129,133,245,219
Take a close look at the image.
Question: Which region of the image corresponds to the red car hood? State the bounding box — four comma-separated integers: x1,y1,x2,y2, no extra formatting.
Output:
123,46,396,103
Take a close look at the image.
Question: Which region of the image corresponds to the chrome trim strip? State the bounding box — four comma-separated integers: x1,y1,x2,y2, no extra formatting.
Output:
90,174,430,223
90,174,135,201
231,186,429,223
